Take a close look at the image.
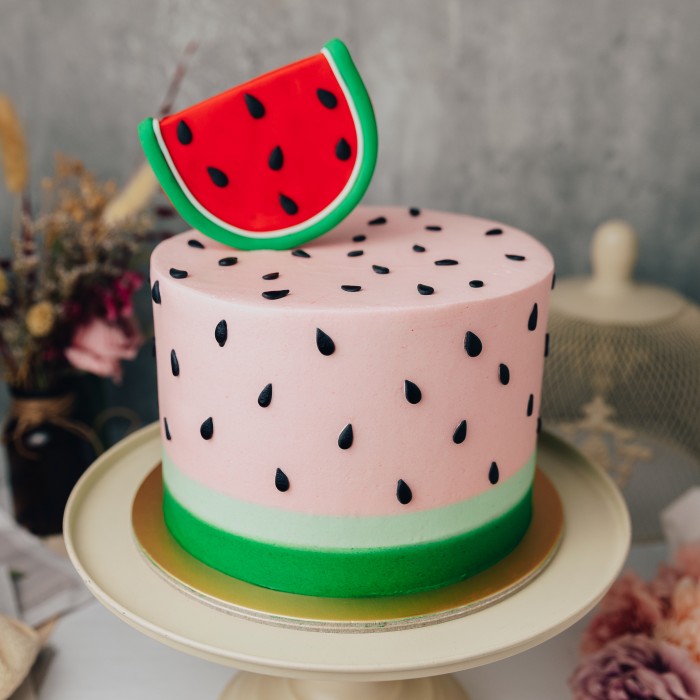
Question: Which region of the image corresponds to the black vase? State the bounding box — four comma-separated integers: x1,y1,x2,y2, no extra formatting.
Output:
4,386,100,535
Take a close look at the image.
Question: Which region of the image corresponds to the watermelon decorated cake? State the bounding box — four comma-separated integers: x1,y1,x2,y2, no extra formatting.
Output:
149,206,554,597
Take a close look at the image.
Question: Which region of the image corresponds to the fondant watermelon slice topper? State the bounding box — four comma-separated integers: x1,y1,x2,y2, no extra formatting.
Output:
139,39,378,250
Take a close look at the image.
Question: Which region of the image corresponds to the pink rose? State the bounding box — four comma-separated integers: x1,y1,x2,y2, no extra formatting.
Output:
65,318,142,383
580,572,664,656
656,578,700,664
569,634,700,700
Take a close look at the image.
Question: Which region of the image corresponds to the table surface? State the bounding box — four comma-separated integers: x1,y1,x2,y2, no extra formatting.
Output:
38,541,665,699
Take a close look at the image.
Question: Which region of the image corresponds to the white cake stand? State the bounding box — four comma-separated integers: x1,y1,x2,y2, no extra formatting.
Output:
64,424,630,699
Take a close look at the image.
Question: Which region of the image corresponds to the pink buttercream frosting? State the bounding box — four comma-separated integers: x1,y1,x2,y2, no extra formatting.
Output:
151,206,553,516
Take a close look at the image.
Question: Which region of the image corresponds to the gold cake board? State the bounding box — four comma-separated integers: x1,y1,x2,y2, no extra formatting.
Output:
132,463,563,632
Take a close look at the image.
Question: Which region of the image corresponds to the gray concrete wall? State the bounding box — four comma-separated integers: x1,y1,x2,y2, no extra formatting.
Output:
1,0,699,425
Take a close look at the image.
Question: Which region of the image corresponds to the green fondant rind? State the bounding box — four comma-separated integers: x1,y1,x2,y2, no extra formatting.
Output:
137,38,377,251
162,450,536,549
163,484,533,598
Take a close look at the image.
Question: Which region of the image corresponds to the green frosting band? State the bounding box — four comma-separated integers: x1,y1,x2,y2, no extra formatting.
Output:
162,450,536,549
163,484,533,598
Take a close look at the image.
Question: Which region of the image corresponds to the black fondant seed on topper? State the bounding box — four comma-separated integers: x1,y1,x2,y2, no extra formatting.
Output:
244,93,265,119
279,194,299,215
489,462,500,484
262,272,279,280
372,265,390,274
469,280,484,288
409,207,421,217
341,284,361,292
499,363,510,385
338,423,353,449
268,146,284,171
545,333,550,357
164,417,171,441
485,228,503,236
215,320,228,347
176,120,193,145
335,138,351,161
347,250,364,257
464,331,483,357
397,479,413,505
170,349,179,376
412,245,426,253
258,383,273,408
292,249,311,258
316,328,336,356
506,254,526,261
435,259,458,266
425,225,442,231
187,239,204,248
169,268,188,279
417,284,434,295
218,257,238,266
353,234,366,242
453,420,467,444
316,88,337,109
207,167,229,188
404,380,422,404
527,394,534,417
368,216,387,225
200,417,214,440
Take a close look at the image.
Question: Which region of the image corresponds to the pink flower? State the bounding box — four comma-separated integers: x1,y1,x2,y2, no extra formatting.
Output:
656,578,700,664
100,271,144,321
581,572,664,656
569,634,700,700
65,318,142,383
674,544,700,581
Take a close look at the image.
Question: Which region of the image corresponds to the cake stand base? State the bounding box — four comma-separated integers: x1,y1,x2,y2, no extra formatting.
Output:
220,673,468,699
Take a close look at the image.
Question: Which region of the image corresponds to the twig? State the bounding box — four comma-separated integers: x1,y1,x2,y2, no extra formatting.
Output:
157,41,199,118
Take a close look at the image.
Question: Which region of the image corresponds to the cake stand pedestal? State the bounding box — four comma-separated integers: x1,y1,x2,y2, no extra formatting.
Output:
64,425,630,700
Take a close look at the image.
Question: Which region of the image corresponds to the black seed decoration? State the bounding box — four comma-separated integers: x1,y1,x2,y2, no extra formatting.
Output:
404,380,422,404
485,228,503,236
316,328,335,356
425,225,442,231
317,88,337,109
279,193,299,215
258,383,272,408
341,285,361,292
176,119,193,145
170,349,179,376
397,479,413,505
372,265,390,274
353,234,366,242
347,250,364,257
413,245,426,253
335,137,351,161
218,257,238,266
163,418,172,441
469,280,484,288
207,167,229,188
506,254,526,261
268,145,284,170
417,284,434,295
464,332,483,357
409,207,421,217
200,417,214,440
338,424,353,450
552,273,557,290
528,303,538,331
453,420,467,444
545,333,550,357
435,259,458,266
489,462,500,484
527,394,534,417
151,280,161,304
499,363,510,385
275,468,290,492
537,417,542,434
215,320,227,347
262,290,289,300
368,216,387,225
292,249,311,258
187,239,205,249
262,272,279,281
169,268,188,279
244,93,265,118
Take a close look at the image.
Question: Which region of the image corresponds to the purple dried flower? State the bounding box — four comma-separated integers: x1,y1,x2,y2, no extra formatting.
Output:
569,634,700,699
